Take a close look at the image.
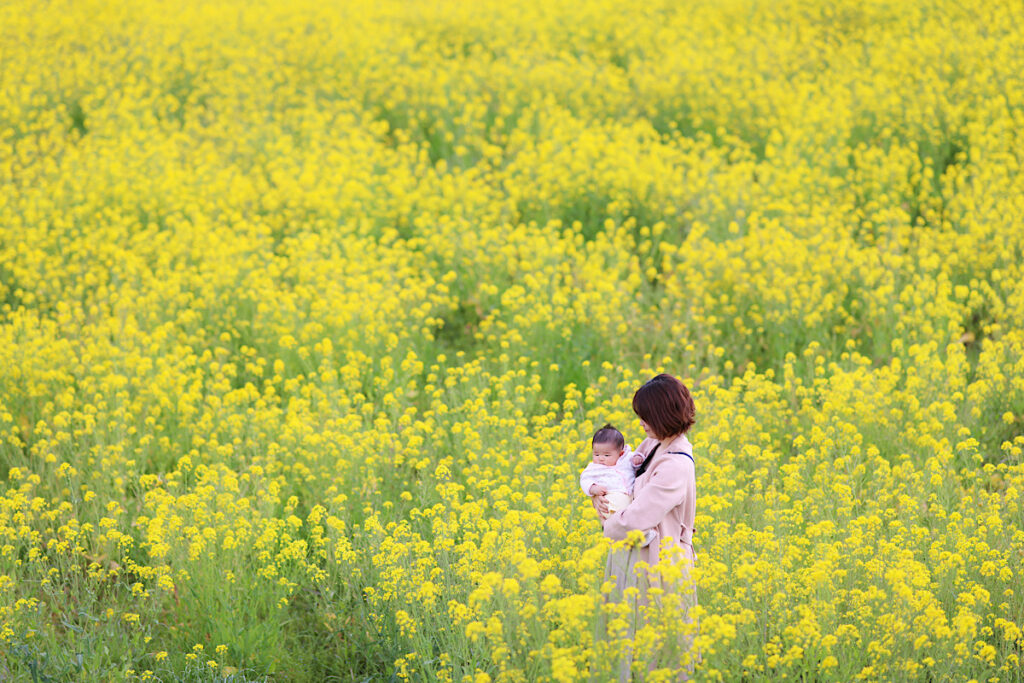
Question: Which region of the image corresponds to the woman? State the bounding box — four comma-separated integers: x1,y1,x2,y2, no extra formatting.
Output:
592,373,700,681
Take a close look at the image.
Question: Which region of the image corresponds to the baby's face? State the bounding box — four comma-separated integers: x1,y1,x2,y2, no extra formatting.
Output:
592,442,625,467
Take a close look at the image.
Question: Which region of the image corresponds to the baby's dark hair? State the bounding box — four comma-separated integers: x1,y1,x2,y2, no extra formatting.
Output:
591,423,625,450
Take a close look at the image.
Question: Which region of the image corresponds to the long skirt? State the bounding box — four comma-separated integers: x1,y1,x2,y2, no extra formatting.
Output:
592,541,700,682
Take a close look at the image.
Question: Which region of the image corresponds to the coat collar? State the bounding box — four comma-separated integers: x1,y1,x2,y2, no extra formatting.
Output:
640,432,692,464
664,432,692,454
653,432,692,459
635,432,693,481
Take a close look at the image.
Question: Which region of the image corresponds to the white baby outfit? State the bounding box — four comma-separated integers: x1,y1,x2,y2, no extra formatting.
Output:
580,444,640,517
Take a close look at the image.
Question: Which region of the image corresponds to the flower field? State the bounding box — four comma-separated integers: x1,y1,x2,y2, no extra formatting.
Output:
2,0,1024,679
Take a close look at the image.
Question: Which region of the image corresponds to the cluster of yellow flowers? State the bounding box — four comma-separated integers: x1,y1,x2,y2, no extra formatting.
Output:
2,0,1023,679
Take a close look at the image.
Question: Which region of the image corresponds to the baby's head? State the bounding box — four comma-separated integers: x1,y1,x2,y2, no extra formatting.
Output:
591,423,626,466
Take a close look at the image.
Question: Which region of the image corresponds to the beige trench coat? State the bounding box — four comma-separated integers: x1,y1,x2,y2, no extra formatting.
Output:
603,433,697,566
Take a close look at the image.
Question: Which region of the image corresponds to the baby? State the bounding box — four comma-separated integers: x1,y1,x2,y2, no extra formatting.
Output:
580,423,643,518
580,424,657,547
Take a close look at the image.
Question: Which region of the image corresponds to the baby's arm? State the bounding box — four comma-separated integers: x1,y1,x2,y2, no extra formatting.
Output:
618,443,641,468
579,462,606,496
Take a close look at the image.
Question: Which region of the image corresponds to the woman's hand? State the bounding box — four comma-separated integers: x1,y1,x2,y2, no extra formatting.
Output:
591,492,610,519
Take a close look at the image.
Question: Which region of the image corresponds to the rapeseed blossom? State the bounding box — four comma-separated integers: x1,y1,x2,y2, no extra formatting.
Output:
1,0,1023,680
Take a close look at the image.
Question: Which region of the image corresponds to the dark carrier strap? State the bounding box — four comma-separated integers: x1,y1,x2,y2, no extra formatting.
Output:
666,450,695,464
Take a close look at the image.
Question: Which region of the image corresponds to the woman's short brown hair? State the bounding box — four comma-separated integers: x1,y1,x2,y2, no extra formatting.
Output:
632,373,695,439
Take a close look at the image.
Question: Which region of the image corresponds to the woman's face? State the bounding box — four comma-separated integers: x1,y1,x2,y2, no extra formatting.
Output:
639,417,655,439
